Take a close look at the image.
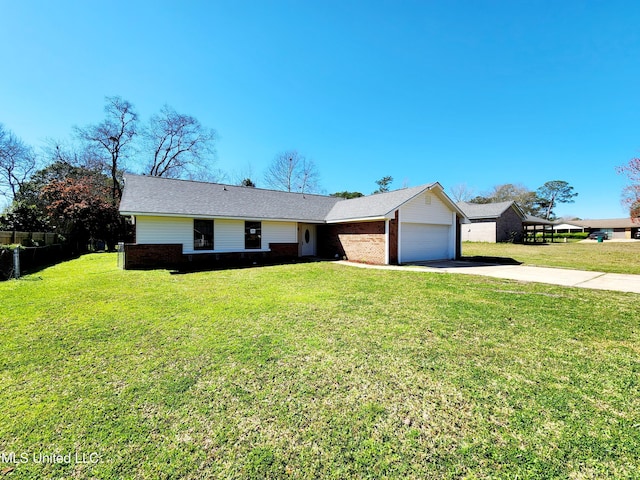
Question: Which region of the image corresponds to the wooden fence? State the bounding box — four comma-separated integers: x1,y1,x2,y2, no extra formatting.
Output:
0,231,59,246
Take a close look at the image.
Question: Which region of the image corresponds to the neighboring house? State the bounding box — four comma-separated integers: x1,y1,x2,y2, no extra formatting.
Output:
457,201,526,242
553,221,586,233
558,218,640,239
118,174,468,269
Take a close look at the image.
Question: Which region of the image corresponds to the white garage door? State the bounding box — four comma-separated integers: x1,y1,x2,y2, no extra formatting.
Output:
401,223,451,262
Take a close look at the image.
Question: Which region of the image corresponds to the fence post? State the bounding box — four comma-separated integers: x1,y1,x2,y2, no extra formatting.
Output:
13,247,20,279
117,242,125,269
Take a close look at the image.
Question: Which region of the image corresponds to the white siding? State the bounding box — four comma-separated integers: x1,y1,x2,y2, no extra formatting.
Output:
263,221,297,244
213,219,245,251
136,216,298,253
213,220,297,251
136,216,193,251
462,222,497,242
400,192,453,225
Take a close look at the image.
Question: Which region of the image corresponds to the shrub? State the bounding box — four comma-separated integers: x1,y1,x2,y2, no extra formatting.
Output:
554,232,589,240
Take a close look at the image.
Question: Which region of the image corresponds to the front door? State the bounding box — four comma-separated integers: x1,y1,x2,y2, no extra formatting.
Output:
299,224,316,256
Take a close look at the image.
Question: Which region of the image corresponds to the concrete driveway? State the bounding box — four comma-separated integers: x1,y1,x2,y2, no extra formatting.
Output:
337,260,640,294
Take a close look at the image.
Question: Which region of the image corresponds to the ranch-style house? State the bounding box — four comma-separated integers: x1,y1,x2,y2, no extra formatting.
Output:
118,174,468,269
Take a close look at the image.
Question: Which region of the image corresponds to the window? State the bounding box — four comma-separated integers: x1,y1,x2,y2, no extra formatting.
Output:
245,221,261,249
194,219,214,250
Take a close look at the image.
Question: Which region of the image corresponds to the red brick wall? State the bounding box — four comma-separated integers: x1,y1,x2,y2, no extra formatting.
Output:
268,243,298,257
320,221,387,264
124,244,183,269
123,242,298,270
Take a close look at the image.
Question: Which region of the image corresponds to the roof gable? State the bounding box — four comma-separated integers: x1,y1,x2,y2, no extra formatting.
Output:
326,182,465,222
457,201,525,220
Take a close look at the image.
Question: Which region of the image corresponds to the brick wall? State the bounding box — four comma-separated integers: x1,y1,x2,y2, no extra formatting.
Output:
268,243,299,258
123,242,299,270
319,221,386,264
124,244,183,269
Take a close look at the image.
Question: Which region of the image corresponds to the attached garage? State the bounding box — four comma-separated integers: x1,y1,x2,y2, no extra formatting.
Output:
394,189,459,263
400,223,451,262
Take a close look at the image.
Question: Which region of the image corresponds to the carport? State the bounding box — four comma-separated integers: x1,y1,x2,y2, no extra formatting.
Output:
523,215,555,243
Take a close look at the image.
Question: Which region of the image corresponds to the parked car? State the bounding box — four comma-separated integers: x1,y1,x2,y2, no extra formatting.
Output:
635,230,640,239
588,231,608,240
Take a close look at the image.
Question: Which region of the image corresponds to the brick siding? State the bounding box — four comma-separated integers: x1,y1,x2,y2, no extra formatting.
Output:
123,242,298,270
319,221,387,264
124,244,183,269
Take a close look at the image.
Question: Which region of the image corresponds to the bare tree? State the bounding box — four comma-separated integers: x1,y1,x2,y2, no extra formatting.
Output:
232,163,257,187
42,139,95,169
0,123,37,204
143,105,217,179
264,150,320,193
75,96,138,204
298,156,320,193
449,183,475,202
617,157,640,220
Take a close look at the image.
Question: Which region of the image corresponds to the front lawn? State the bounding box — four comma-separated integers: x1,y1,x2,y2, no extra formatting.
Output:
463,241,640,274
1,254,638,478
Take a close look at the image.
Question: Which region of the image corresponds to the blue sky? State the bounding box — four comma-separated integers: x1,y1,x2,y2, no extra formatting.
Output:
1,0,639,218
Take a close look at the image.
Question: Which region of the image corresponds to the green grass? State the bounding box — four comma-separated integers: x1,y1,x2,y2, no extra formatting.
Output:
1,254,639,478
462,241,640,274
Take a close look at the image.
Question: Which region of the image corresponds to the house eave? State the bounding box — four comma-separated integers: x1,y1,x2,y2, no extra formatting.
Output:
325,215,389,224
119,211,325,224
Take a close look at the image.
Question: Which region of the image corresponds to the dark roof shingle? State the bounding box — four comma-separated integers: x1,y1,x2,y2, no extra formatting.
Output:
456,201,522,220
119,175,341,222
120,175,464,223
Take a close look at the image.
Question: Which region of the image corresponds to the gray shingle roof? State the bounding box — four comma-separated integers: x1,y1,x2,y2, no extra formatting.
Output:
523,214,555,225
119,175,342,222
567,218,639,229
457,201,523,220
325,184,436,222
120,175,463,223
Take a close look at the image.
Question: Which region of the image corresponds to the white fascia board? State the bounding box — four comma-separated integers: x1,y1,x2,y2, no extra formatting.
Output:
119,211,323,223
325,215,389,224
